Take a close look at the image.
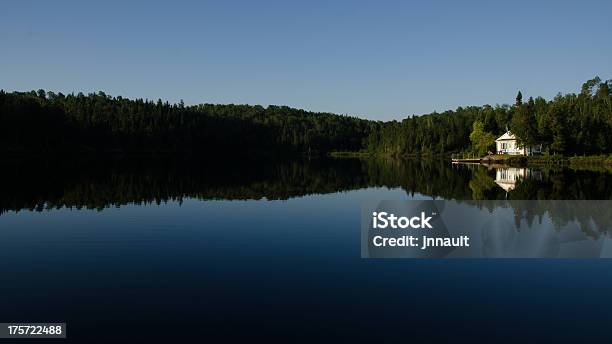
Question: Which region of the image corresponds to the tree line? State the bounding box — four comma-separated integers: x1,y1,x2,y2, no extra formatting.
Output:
0,90,373,155
1,77,610,156
367,77,612,156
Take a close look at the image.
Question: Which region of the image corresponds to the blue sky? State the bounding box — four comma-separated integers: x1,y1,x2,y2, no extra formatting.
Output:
1,0,610,120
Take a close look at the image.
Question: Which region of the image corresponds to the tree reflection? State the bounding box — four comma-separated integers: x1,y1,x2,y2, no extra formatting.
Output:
2,157,612,230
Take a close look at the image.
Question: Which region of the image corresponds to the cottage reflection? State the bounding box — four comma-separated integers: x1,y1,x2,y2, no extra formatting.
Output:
495,167,542,192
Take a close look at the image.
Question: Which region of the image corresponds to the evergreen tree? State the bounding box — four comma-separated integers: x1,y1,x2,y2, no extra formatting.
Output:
515,91,523,106
511,96,538,147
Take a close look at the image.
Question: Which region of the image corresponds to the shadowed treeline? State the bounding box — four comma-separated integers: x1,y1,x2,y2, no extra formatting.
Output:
0,90,372,155
2,78,611,157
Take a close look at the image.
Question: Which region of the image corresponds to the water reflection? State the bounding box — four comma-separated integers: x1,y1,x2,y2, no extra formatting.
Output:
2,156,612,341
462,163,612,200
1,156,612,214
494,167,543,192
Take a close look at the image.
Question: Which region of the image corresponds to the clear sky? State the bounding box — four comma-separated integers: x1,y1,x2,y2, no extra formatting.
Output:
1,0,610,120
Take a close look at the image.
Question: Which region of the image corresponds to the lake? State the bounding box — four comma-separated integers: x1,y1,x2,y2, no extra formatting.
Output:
1,156,612,341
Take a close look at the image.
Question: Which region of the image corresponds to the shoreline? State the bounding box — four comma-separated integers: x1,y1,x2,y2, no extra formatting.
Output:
331,151,612,170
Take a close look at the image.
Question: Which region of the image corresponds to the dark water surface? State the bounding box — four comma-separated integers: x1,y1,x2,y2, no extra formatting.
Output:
1,157,612,342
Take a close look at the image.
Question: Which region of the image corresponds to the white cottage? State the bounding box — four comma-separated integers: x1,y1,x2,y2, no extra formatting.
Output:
495,131,542,156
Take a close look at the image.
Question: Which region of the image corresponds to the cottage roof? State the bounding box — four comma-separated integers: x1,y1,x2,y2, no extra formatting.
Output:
496,131,516,141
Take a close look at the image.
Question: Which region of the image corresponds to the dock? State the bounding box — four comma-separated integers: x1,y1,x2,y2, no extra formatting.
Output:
451,153,483,163
451,157,482,163
451,154,528,165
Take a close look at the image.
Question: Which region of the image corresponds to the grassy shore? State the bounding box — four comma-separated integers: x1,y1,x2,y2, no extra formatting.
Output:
328,151,372,158
330,151,453,159
528,154,612,166
480,154,612,167
333,151,612,169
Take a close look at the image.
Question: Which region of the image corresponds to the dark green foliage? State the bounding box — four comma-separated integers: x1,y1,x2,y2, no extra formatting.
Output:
511,96,538,146
366,77,612,156
1,77,611,156
366,105,510,156
0,90,373,155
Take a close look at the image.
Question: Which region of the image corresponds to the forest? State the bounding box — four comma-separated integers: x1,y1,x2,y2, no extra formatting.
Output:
367,77,612,156
0,77,611,156
0,90,373,155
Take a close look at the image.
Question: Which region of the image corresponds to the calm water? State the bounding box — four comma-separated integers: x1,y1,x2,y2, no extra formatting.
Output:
1,157,612,342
